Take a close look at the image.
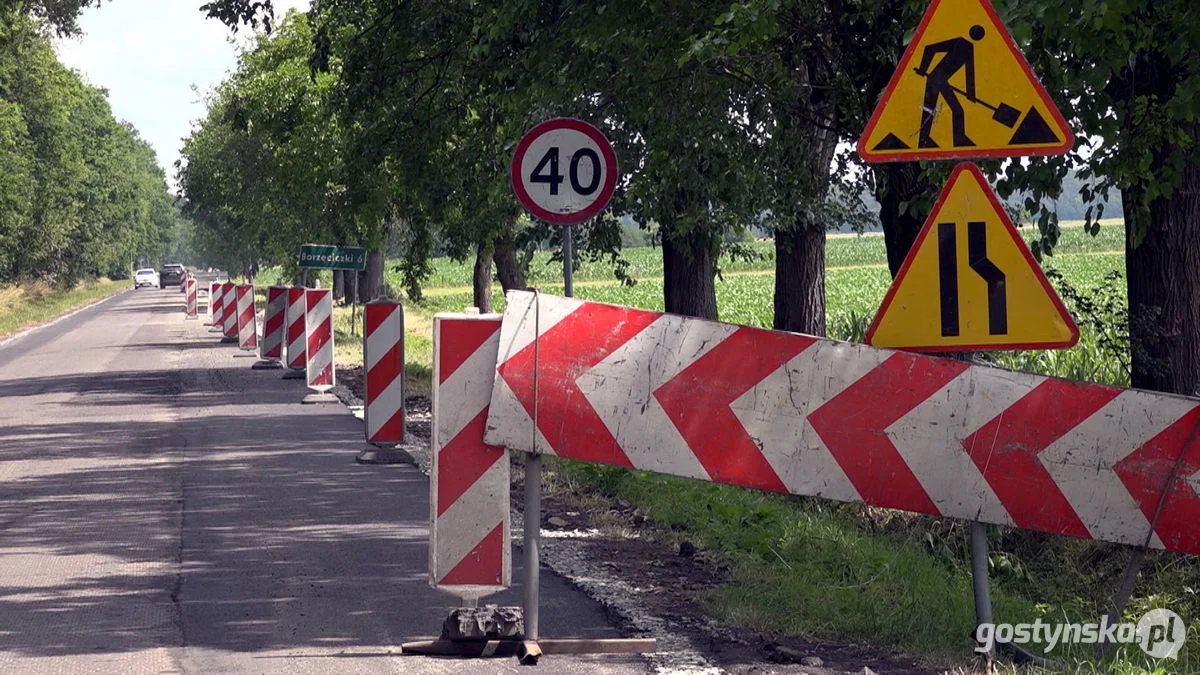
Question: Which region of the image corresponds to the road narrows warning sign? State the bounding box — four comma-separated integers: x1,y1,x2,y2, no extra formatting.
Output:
857,0,1073,162
865,163,1078,351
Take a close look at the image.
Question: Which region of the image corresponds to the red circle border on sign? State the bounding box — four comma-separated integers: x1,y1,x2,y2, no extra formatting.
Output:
510,118,618,225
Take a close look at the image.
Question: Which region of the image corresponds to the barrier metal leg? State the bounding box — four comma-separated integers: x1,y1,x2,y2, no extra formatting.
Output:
524,453,541,644
970,521,995,667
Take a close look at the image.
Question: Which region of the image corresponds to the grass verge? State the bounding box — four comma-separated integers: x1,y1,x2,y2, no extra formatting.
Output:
547,459,1199,671
0,277,125,339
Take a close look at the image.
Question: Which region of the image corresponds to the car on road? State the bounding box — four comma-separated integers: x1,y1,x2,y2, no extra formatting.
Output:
158,264,186,288
134,268,159,288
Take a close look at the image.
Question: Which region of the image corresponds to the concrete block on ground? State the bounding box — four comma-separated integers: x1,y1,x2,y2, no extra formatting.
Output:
440,605,524,641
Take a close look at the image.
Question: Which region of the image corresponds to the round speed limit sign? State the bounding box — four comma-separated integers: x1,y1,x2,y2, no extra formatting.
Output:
510,118,617,225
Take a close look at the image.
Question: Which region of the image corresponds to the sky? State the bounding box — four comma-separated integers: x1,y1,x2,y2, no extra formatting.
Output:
55,0,311,190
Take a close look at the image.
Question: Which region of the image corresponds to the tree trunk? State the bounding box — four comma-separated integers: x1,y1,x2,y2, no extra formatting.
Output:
1124,156,1200,395
363,250,385,300
662,226,717,320
493,214,526,291
346,267,358,301
876,163,938,278
769,34,833,336
332,269,344,302
774,222,826,335
473,241,494,313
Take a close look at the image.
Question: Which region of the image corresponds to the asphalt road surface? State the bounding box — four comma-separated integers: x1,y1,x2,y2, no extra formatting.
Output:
0,288,646,674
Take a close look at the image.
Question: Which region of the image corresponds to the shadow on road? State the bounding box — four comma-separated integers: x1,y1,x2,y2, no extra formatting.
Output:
0,287,633,666
0,411,425,657
0,366,266,405
0,411,625,659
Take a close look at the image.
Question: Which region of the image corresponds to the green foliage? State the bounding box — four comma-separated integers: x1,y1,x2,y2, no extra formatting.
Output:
0,0,101,35
0,277,123,337
0,12,177,286
179,11,348,280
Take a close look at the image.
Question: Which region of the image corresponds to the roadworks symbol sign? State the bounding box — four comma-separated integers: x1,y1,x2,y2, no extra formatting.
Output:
857,0,1073,162
865,163,1079,352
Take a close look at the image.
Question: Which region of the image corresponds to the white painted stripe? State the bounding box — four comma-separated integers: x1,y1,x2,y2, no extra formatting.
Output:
367,376,405,438
262,332,282,355
286,293,306,366
307,299,332,328
307,293,334,387
732,340,890,503
492,290,579,365
287,339,305,365
433,458,508,583
365,309,401,371
577,314,732,481
223,287,238,332
237,286,256,348
888,365,1029,526
263,291,287,354
1040,389,1195,548
308,348,332,373
483,373,557,456
437,325,502,448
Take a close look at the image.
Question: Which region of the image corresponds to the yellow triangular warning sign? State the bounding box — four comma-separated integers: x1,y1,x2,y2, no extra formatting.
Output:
858,0,1073,162
865,163,1078,352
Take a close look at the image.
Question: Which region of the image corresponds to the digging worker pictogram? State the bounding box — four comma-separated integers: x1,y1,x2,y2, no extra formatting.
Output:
915,24,986,148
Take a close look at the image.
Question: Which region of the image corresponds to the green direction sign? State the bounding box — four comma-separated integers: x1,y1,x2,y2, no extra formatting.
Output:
298,244,366,271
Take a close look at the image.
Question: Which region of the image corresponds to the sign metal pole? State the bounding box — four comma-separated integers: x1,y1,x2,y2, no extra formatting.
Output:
511,118,616,659
525,222,575,643
563,225,574,297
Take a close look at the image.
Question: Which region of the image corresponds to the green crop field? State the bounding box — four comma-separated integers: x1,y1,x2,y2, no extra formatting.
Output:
412,218,1125,294
408,222,1129,386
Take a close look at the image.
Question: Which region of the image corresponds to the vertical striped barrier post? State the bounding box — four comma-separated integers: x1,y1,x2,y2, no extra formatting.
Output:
235,284,258,354
283,286,307,380
208,281,225,331
206,281,220,325
220,282,238,343
302,288,338,404
356,299,410,464
429,311,510,602
184,278,198,319
253,285,287,370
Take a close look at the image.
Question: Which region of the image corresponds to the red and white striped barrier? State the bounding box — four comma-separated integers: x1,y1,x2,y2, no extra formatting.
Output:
220,282,238,340
260,285,287,362
303,289,336,402
236,284,258,351
485,291,1200,557
283,286,307,379
431,312,510,598
206,281,220,325
209,281,225,331
184,278,198,319
365,300,405,445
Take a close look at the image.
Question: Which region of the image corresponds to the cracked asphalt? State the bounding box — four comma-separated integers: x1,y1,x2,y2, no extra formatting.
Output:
0,288,645,674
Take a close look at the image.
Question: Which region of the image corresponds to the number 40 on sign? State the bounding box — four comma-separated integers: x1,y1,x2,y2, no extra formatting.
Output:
510,118,617,225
